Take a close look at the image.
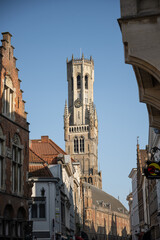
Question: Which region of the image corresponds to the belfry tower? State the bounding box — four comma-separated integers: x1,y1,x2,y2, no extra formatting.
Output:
64,54,102,189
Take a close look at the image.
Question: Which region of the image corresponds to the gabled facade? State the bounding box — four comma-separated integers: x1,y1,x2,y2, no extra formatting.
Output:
0,32,30,239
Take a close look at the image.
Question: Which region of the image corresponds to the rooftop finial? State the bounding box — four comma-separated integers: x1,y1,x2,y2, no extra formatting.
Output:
72,54,74,61
137,136,139,145
82,52,84,59
66,57,68,63
90,55,92,61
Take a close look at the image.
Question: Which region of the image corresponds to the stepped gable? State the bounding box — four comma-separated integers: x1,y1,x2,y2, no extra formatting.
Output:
29,148,53,178
84,182,129,214
30,136,67,164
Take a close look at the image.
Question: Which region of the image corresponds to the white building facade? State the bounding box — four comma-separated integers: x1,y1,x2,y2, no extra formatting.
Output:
129,168,140,240
29,147,81,240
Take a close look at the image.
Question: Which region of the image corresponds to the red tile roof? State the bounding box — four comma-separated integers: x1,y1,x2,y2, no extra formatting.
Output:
29,148,47,164
30,136,67,164
29,148,53,178
29,165,53,178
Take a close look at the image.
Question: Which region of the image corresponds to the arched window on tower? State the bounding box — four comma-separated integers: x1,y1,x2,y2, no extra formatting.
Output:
80,137,84,153
71,77,73,91
77,75,81,89
85,75,88,89
88,177,92,184
74,137,79,153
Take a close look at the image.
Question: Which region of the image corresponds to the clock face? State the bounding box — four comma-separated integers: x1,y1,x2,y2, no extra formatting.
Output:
74,98,82,108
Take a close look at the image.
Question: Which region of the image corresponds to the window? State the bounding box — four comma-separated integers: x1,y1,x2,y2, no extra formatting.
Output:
74,137,85,153
61,195,65,224
31,198,46,219
85,75,88,89
39,204,45,218
31,204,37,218
71,77,73,91
80,137,84,153
3,76,14,118
0,126,4,189
0,140,4,188
77,75,81,89
74,137,79,153
88,177,92,184
12,134,22,193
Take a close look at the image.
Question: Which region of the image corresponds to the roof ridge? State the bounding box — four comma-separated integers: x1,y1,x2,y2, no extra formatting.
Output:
49,138,66,155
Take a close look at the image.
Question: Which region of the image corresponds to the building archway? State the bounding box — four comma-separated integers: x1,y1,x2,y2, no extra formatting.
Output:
3,204,14,237
17,207,26,238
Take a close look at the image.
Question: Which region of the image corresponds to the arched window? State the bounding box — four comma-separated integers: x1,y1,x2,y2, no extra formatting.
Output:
85,75,88,89
17,207,26,237
88,177,92,184
80,137,84,153
71,77,73,91
77,75,81,89
12,134,22,193
3,205,14,237
3,76,14,118
74,137,79,153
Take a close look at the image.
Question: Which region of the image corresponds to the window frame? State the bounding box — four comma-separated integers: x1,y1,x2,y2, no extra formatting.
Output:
0,130,5,190
31,197,46,220
3,76,14,118
12,134,23,194
85,75,88,89
80,137,84,153
74,137,79,153
74,137,85,154
77,75,81,89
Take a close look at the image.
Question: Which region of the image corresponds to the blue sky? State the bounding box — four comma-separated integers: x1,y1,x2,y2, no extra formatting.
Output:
1,0,148,208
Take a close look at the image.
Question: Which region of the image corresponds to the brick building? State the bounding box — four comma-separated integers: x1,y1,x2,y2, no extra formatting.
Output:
83,183,130,240
0,32,30,239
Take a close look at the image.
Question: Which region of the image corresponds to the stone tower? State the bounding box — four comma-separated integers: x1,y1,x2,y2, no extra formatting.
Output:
64,54,102,189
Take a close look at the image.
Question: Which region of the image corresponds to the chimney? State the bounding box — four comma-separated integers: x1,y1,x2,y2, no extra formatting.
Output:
41,136,49,143
2,32,12,44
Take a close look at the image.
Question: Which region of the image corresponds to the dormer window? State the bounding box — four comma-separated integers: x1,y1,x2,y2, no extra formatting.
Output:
3,76,14,118
77,75,81,89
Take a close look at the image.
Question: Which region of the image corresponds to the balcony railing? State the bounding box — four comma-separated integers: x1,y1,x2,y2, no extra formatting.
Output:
69,125,89,133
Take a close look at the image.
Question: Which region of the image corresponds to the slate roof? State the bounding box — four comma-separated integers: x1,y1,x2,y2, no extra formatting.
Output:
84,182,128,215
30,136,67,164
